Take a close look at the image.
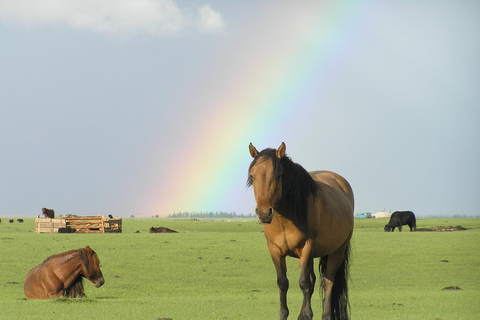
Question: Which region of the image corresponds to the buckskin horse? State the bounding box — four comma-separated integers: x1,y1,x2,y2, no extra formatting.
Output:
248,142,354,320
24,246,105,299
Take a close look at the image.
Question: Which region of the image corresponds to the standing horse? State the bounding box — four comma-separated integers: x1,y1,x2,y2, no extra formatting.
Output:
24,246,104,299
42,208,55,218
248,142,354,320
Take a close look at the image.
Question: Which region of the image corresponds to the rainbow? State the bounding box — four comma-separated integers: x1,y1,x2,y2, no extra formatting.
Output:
143,3,361,217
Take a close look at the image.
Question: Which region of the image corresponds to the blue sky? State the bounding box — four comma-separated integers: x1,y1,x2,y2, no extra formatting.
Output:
1,1,479,218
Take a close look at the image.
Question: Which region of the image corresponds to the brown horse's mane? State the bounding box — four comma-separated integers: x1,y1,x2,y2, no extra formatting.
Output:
43,248,87,264
65,278,85,298
247,148,319,234
42,247,94,298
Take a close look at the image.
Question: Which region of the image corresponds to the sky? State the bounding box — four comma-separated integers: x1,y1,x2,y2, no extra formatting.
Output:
1,1,479,218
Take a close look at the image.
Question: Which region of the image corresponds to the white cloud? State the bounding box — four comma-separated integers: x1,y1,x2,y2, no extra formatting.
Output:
196,5,226,34
0,0,226,37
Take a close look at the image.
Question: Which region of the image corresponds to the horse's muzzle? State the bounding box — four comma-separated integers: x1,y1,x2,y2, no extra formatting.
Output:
256,207,274,224
94,276,105,288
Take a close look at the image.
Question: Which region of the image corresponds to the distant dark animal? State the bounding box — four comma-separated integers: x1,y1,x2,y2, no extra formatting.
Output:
108,214,113,219
384,211,416,232
9,219,14,223
24,246,104,299
248,142,354,320
17,219,24,223
58,227,76,233
0,218,2,223
149,227,178,233
42,208,55,218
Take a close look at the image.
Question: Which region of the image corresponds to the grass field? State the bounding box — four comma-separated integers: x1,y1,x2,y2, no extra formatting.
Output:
0,217,479,320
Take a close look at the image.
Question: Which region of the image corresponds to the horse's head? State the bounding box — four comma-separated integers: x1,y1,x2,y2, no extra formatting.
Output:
83,246,105,288
248,142,286,224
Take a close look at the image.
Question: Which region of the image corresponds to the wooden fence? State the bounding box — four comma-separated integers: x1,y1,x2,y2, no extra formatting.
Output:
35,218,66,234
35,215,122,233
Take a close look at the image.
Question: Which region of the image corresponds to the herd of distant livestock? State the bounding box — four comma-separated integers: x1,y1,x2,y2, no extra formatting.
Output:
2,210,418,233
1,218,24,223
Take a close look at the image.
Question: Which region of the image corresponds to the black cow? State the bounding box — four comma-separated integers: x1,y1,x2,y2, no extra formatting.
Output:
149,227,178,233
17,219,24,223
384,211,416,232
58,227,76,233
9,219,14,223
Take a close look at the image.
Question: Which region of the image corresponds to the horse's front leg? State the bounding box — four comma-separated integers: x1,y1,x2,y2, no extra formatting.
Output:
271,251,289,320
298,243,314,320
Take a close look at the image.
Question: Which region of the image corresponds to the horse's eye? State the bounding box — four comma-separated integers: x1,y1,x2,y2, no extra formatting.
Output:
249,175,254,180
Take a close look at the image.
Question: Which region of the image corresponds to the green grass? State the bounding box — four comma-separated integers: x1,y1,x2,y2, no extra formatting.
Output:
0,218,479,319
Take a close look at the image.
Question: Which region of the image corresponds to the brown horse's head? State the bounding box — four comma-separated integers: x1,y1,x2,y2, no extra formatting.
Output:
82,246,105,288
248,142,286,224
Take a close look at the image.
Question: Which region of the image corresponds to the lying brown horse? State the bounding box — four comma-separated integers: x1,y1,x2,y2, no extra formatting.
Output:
248,143,354,320
24,246,105,299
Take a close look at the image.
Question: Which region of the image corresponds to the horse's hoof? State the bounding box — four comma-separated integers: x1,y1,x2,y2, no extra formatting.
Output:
280,309,289,320
298,313,313,320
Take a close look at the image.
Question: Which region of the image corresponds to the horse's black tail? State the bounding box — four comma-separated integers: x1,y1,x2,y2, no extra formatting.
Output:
320,243,351,320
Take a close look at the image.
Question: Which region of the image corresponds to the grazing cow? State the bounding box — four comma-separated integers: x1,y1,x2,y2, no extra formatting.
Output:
9,219,14,223
384,211,417,232
149,227,178,233
58,227,76,233
42,208,55,219
17,219,24,223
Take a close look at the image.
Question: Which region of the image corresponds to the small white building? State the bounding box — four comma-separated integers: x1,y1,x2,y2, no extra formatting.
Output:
372,211,392,219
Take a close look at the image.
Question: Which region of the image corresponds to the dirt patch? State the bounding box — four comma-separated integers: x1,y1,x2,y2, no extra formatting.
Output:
442,286,461,290
416,225,469,232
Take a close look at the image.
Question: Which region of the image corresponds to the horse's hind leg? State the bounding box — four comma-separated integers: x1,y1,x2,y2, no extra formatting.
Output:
310,264,316,296
321,244,348,320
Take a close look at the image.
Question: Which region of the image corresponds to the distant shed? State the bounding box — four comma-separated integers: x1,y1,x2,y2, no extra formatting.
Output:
371,211,392,219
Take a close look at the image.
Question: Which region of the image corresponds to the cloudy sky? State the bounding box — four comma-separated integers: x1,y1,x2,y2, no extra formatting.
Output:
1,1,479,218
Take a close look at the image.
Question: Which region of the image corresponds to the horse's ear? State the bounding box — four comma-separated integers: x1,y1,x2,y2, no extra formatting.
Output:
85,246,92,253
276,142,286,158
249,143,258,158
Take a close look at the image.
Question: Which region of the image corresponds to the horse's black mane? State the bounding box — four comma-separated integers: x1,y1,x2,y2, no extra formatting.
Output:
247,148,319,234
